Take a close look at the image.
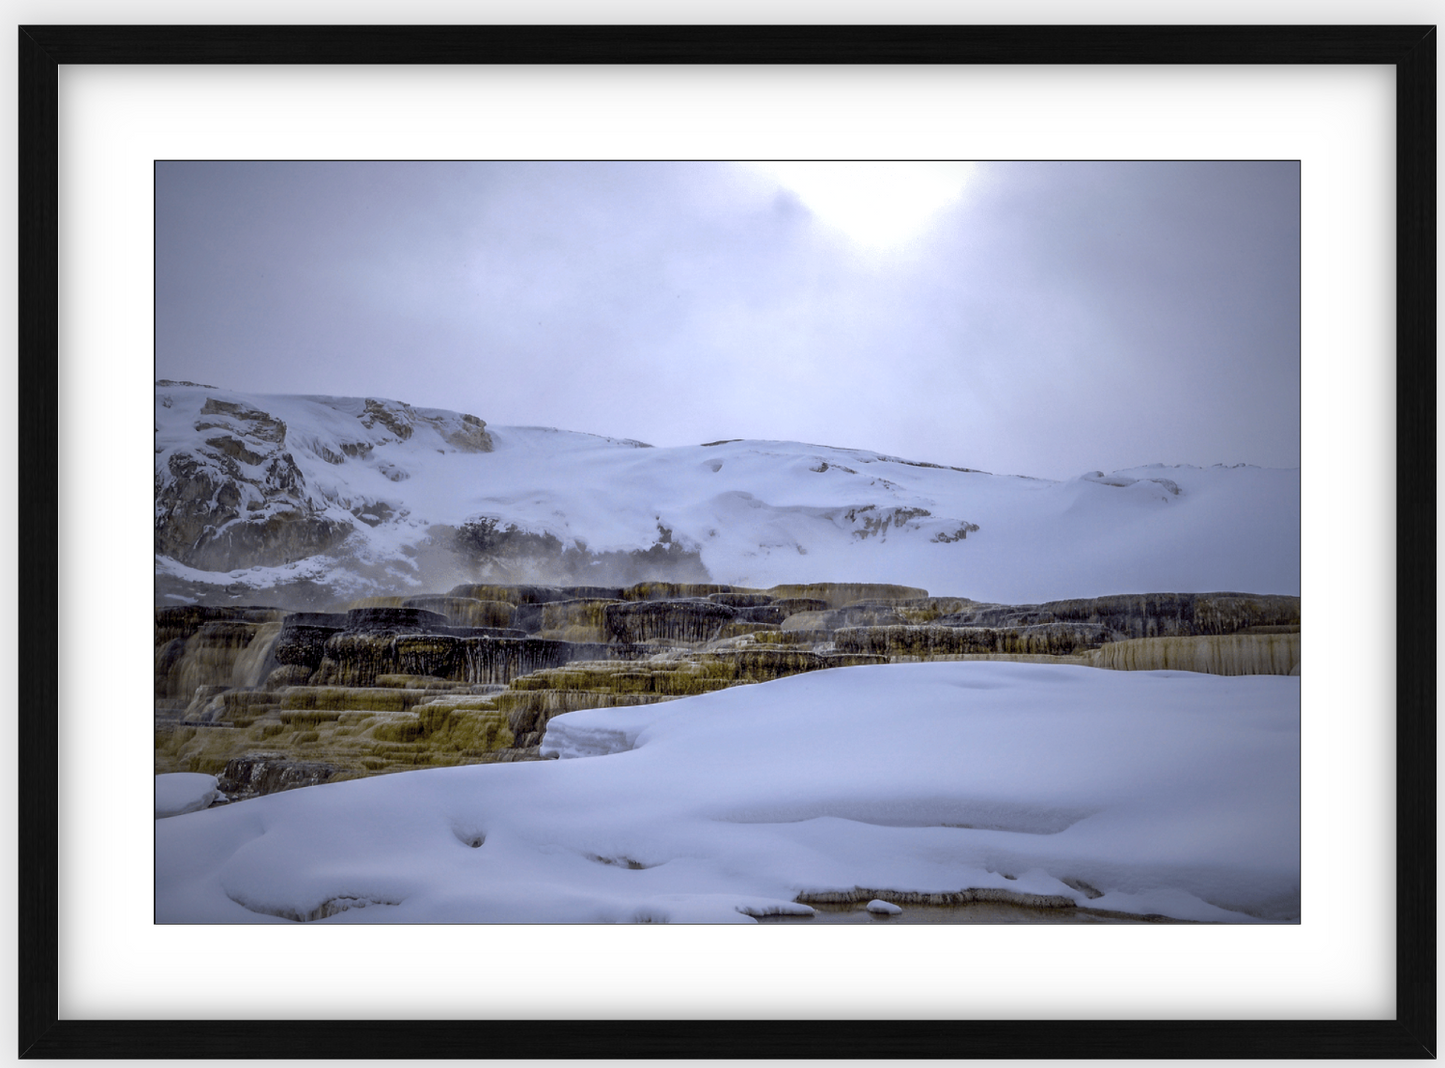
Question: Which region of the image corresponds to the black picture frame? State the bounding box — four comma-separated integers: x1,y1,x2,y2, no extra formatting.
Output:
17,24,1435,1060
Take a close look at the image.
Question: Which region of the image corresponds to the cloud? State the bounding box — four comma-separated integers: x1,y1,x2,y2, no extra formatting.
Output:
156,161,1299,480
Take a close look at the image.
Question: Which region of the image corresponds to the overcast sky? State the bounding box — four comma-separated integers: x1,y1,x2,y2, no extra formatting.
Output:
156,160,1298,481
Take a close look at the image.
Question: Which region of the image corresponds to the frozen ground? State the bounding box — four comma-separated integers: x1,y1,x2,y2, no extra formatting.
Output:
156,661,1300,924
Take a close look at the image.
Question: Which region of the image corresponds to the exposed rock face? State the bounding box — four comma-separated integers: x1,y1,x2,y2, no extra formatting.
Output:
532,599,624,643
1089,633,1300,676
940,592,1300,640
835,623,1115,659
796,604,912,630
156,614,289,698
156,387,493,576
273,621,343,674
620,582,735,601
763,583,929,609
461,638,615,686
401,595,515,628
605,599,737,644
708,592,776,608
771,597,831,615
156,396,353,571
502,690,663,749
722,648,888,681
216,754,342,801
357,397,494,453
155,605,287,644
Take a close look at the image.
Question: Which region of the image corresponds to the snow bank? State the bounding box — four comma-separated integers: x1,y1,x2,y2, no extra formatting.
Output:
155,773,221,819
156,662,1299,923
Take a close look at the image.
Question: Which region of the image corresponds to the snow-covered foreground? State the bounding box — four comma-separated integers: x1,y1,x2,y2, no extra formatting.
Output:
156,661,1299,924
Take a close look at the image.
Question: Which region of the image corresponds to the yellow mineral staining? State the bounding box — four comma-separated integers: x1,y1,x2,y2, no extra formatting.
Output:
498,688,678,746
1192,594,1301,634
763,583,930,609
834,624,1106,660
266,664,315,689
411,702,514,752
157,684,514,780
371,674,471,690
888,597,980,624
161,622,274,698
280,686,435,713
185,689,281,728
535,599,622,643
604,600,736,644
496,688,669,718
156,725,250,777
231,621,284,687
402,595,514,628
312,633,470,688
620,582,737,601
715,622,782,641
508,658,734,697
1088,633,1300,676
750,628,833,646
724,648,827,682
391,636,466,679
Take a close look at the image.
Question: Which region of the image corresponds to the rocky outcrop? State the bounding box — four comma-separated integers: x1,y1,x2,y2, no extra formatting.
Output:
531,599,624,643
783,604,909,631
216,754,342,801
940,592,1299,640
620,582,736,601
762,583,929,609
273,618,345,675
501,689,676,747
1089,633,1300,676
604,599,737,644
357,397,494,453
401,595,515,628
721,648,888,681
156,614,288,699
155,396,353,571
835,623,1114,659
155,605,287,644
155,387,494,576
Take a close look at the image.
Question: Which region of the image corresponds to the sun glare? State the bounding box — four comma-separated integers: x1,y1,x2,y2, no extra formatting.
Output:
747,161,975,250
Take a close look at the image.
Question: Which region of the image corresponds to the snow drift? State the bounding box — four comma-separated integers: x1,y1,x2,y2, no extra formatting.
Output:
156,661,1300,924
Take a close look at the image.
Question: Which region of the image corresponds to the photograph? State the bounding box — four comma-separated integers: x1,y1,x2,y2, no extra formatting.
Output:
152,159,1303,926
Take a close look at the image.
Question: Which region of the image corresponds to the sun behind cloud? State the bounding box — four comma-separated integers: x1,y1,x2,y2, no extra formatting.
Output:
745,161,975,250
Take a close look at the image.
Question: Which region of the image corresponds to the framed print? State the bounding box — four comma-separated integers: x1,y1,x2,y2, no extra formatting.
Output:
18,24,1435,1060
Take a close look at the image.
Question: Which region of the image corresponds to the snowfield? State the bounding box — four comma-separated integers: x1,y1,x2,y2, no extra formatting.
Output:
155,385,1299,604
155,661,1300,924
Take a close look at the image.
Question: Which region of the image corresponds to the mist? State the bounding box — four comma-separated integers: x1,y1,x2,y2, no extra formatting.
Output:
156,161,1299,481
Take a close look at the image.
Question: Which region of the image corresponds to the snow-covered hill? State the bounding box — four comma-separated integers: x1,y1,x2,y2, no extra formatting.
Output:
155,383,1299,606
